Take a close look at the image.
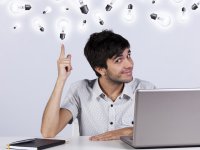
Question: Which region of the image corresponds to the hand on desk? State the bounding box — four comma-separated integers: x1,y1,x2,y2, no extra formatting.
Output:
89,127,133,141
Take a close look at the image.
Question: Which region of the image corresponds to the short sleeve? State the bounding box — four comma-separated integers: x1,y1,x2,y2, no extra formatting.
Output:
61,83,80,124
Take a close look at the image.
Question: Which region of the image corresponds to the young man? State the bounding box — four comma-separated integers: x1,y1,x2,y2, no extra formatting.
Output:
41,30,155,141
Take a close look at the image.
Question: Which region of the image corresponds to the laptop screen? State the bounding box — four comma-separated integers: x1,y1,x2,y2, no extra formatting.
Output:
133,88,200,148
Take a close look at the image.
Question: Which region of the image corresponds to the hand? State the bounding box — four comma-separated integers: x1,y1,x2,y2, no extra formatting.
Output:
89,127,133,141
57,44,72,81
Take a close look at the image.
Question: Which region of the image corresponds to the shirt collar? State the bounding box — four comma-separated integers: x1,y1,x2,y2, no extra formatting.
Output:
121,81,134,100
93,79,105,99
92,78,134,101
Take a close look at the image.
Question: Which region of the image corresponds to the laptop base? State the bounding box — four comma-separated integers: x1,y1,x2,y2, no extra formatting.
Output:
120,136,200,149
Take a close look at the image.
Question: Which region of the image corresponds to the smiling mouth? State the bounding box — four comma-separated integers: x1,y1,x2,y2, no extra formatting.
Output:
123,72,132,76
122,69,133,75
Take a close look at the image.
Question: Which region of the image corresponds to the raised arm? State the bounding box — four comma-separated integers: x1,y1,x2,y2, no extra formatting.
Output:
41,44,73,138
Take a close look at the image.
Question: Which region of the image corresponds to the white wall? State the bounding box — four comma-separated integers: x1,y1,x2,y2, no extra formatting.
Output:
0,0,200,137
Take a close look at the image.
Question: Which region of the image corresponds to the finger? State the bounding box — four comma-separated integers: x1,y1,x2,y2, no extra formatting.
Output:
97,134,117,141
90,133,110,141
59,55,71,65
65,54,71,71
60,60,71,64
59,44,65,59
90,135,112,141
66,54,71,60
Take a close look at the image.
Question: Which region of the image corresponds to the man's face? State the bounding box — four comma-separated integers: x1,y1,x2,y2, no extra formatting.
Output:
104,48,134,83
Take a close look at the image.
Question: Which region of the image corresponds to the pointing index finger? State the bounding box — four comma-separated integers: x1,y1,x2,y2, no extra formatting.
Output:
60,44,65,59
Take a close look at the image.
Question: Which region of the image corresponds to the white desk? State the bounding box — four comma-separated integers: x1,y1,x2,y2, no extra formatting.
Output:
0,136,199,150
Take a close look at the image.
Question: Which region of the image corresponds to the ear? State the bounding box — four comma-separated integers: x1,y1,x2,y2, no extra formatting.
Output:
95,67,106,76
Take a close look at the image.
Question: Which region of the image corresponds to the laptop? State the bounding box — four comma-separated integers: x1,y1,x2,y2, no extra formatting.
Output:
120,88,200,148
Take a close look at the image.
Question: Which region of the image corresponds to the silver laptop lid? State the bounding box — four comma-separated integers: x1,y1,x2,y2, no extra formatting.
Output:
133,88,200,148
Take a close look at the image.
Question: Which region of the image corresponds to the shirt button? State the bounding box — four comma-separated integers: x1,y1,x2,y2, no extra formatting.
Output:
110,104,113,107
110,122,113,125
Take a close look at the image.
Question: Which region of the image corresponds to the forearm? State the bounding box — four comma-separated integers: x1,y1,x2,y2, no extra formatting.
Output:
41,78,66,137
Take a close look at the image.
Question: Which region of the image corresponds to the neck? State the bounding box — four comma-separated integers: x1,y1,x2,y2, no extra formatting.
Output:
98,77,124,102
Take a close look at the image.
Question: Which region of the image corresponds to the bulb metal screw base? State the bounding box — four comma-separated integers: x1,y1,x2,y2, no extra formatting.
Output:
80,5,89,14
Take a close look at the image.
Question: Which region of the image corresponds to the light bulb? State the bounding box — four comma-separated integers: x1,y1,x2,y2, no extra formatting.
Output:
13,23,21,30
79,0,89,14
181,7,186,16
95,13,104,25
43,6,52,14
33,19,45,32
61,6,69,13
9,2,31,13
150,13,171,27
78,19,87,31
191,1,200,10
179,6,189,21
124,4,134,21
82,19,87,26
105,0,117,11
56,19,69,40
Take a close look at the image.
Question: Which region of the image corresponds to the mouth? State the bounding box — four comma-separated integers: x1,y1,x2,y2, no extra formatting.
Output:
121,69,133,76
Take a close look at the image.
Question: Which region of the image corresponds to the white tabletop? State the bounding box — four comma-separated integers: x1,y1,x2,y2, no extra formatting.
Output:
0,136,199,150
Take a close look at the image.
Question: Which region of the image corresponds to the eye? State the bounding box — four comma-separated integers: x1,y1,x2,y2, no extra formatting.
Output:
115,58,122,63
127,53,131,58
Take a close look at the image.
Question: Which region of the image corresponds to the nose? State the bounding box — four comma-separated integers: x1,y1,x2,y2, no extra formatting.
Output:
124,58,133,68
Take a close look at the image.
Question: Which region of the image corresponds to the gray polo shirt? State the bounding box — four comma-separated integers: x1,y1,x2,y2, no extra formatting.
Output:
61,78,155,136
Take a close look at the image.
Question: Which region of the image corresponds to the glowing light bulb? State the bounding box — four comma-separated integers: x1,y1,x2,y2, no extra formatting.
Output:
105,0,117,11
79,0,89,14
43,6,52,14
61,6,69,13
124,4,134,21
150,13,171,27
33,19,45,32
13,23,21,30
191,1,200,10
82,19,87,26
9,2,31,14
56,19,69,40
181,7,186,16
78,19,87,31
95,13,104,25
179,6,189,21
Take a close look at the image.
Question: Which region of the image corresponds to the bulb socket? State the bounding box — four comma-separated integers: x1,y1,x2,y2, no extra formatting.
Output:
83,20,87,24
191,3,198,10
128,4,133,10
60,33,66,40
150,13,157,20
25,4,32,10
99,20,104,25
40,27,44,32
80,5,89,14
105,4,112,11
182,7,186,12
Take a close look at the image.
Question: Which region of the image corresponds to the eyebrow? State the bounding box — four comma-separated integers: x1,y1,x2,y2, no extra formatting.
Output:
112,49,131,60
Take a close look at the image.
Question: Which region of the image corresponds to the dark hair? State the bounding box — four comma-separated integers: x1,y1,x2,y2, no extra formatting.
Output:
84,30,130,77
